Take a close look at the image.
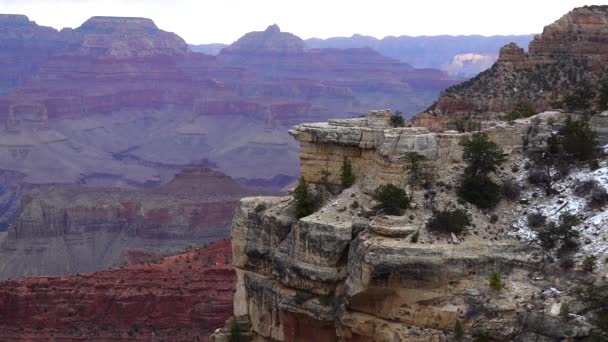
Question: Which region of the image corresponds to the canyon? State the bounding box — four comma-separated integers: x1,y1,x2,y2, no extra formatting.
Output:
0,15,460,230
0,239,235,341
0,164,250,280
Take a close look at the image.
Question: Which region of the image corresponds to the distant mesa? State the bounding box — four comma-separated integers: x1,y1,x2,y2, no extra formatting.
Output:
77,16,160,33
221,24,307,54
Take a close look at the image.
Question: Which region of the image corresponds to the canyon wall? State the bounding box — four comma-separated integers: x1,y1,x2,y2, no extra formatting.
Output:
0,239,235,341
0,165,250,280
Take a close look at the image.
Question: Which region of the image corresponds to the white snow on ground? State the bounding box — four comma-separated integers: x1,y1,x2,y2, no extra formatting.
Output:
510,159,608,273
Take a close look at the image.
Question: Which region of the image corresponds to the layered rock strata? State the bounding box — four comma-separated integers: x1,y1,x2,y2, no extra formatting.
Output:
0,164,250,280
212,110,605,341
0,239,235,341
0,17,460,229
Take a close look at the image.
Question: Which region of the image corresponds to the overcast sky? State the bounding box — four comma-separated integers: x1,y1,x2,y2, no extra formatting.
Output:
1,0,607,44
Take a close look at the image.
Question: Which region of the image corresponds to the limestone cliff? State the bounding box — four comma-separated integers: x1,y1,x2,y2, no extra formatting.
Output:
421,6,608,122
211,110,608,341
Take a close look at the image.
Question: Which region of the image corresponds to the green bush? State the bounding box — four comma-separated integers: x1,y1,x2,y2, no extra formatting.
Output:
460,133,505,177
507,102,535,121
489,272,502,291
410,231,419,243
564,82,594,111
560,116,598,161
457,175,502,209
340,157,355,188
426,208,471,235
537,212,580,256
372,184,410,215
450,118,481,133
582,255,597,273
293,177,319,219
390,111,405,127
254,203,267,213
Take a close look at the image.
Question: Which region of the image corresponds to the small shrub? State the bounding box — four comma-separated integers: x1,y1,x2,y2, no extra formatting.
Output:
458,175,501,209
340,157,355,188
527,170,551,186
561,116,598,161
390,112,405,127
426,208,471,235
490,214,498,224
527,212,547,229
582,255,597,273
501,179,522,202
507,102,535,121
293,177,319,219
454,319,464,340
410,231,419,243
372,184,410,215
254,203,267,213
589,186,608,209
489,272,502,291
537,212,580,256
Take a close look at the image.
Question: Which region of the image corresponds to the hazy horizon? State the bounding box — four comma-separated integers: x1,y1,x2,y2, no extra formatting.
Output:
1,0,607,44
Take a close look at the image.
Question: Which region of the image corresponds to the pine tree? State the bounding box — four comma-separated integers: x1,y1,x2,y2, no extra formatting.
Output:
340,157,355,188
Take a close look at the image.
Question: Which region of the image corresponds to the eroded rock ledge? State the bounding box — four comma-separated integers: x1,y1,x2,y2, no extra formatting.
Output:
212,110,603,341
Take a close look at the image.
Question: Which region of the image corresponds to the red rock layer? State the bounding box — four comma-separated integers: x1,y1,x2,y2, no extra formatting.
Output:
0,239,235,342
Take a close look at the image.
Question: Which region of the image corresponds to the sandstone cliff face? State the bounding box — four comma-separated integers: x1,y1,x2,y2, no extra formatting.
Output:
425,6,608,120
0,239,235,341
212,110,607,341
0,165,250,280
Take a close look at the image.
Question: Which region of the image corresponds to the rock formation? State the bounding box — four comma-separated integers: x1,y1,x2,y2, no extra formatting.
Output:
221,24,306,55
0,239,235,341
0,164,250,280
422,6,608,122
0,16,460,229
211,109,608,341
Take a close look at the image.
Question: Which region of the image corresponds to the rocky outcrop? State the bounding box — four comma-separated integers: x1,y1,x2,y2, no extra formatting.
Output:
221,24,307,55
0,239,235,341
0,165,251,280
212,110,606,341
424,6,608,120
